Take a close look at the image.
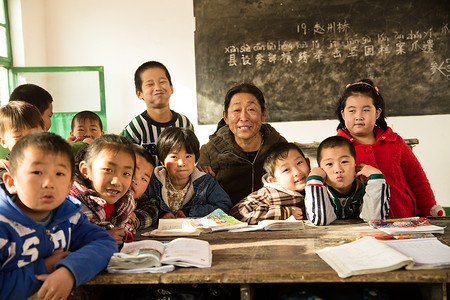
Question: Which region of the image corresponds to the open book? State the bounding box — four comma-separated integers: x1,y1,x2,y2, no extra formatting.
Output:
192,208,248,231
143,219,205,237
107,238,212,273
229,215,304,232
317,237,450,278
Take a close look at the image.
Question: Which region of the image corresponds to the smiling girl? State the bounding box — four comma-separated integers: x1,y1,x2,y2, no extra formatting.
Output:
148,127,232,219
336,79,443,218
70,134,136,248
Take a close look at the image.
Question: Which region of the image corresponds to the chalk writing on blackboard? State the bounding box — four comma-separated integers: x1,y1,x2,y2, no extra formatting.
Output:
194,0,450,125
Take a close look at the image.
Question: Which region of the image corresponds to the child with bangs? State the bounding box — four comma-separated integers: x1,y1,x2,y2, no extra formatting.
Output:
70,134,136,248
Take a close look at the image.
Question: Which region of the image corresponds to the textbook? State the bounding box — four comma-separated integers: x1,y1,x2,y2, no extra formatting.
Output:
317,237,450,278
143,218,204,237
192,208,248,231
229,216,304,232
369,217,445,234
107,238,212,273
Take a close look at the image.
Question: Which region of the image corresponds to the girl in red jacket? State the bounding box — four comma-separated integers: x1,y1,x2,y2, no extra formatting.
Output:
335,79,443,218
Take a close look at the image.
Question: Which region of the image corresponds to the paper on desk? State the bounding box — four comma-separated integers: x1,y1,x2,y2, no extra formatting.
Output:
382,237,450,268
378,224,445,235
107,265,175,274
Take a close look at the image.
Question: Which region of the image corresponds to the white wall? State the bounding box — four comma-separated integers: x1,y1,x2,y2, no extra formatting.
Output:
9,0,450,207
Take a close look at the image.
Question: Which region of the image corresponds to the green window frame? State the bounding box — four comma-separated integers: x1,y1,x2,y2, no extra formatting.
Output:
10,66,107,138
0,0,12,68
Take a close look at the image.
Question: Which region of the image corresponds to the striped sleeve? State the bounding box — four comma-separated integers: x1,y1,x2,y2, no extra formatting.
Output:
305,175,337,226
359,174,391,221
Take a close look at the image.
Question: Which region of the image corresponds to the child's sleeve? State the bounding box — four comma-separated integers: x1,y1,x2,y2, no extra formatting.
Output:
134,195,159,230
359,174,390,222
0,229,48,299
399,139,437,217
228,188,292,225
187,175,233,217
56,212,118,287
305,175,337,226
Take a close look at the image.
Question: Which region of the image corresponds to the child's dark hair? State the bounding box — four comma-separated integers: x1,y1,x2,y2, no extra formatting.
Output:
317,136,357,165
131,143,155,168
263,142,306,177
0,101,44,136
71,110,103,131
75,134,136,185
156,127,199,164
9,132,74,179
134,61,172,92
335,79,388,131
9,83,53,114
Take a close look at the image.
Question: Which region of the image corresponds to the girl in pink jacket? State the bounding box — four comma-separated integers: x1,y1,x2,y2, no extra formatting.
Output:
335,79,443,218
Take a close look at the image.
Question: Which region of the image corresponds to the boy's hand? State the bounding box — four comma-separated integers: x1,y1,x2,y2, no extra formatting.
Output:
36,267,75,300
356,164,382,180
44,249,71,274
175,210,186,218
82,137,95,144
162,212,176,219
309,167,327,180
65,136,78,144
197,165,215,178
107,227,126,247
290,206,303,220
126,212,137,234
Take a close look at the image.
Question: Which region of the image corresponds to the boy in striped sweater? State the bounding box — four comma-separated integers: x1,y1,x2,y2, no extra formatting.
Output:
121,61,193,165
305,136,390,226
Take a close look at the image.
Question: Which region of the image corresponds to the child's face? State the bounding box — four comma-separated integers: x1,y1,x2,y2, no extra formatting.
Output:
42,103,53,131
3,146,73,221
272,149,311,191
341,94,381,138
71,118,103,142
80,149,134,204
319,145,356,195
130,154,154,199
163,146,195,187
0,125,43,150
136,67,173,111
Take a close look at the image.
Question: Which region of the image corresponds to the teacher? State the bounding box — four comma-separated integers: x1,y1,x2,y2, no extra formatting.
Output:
198,83,286,205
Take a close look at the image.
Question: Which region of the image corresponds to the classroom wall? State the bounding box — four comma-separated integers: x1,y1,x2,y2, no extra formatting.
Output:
9,0,450,207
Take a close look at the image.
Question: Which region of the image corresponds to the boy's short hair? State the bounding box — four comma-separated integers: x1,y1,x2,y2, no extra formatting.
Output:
131,143,155,168
263,142,306,177
134,61,172,92
71,110,103,131
317,136,357,165
9,83,53,114
0,101,45,136
156,127,199,164
8,131,75,179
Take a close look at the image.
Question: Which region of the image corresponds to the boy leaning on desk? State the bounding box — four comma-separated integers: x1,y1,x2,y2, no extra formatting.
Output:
305,136,391,226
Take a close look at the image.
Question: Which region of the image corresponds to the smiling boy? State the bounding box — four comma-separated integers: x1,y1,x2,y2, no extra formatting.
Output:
229,142,309,225
305,136,390,226
0,132,116,300
120,61,193,165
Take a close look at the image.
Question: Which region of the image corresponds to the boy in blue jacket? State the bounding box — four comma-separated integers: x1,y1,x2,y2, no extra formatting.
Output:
0,132,117,300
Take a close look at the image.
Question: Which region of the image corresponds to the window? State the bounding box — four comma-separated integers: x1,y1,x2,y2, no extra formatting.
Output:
0,0,12,105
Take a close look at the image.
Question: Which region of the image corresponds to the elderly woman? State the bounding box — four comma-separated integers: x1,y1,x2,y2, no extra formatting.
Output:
197,83,286,205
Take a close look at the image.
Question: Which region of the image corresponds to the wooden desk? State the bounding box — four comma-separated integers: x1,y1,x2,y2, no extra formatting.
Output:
73,218,450,300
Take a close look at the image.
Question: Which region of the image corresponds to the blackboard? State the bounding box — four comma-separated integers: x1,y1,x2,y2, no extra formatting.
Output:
194,0,450,125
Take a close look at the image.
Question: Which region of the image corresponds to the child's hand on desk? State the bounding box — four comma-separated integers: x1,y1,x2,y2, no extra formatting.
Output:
127,212,137,234
290,206,303,220
309,167,327,180
43,249,71,273
36,266,75,300
162,212,176,219
107,227,126,247
175,210,186,218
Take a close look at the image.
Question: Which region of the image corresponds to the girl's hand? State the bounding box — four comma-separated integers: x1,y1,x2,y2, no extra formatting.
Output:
290,206,303,220
356,164,382,180
107,227,126,247
309,167,327,180
127,212,137,234
162,212,176,219
175,210,186,218
43,249,71,274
